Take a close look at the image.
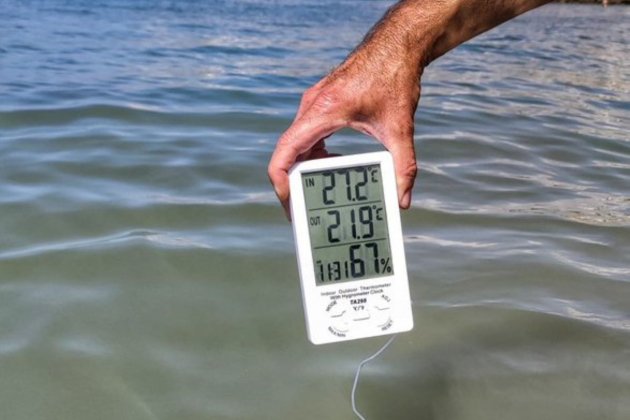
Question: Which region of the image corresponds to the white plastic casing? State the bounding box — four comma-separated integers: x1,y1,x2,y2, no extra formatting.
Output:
289,151,413,345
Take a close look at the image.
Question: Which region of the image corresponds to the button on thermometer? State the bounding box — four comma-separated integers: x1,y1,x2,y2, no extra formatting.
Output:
289,151,413,344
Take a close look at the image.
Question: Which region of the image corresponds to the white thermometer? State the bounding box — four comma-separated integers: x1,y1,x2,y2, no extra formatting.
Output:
289,151,413,345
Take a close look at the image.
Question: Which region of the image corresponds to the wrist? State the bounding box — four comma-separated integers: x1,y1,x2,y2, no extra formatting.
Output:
351,0,458,74
389,0,459,67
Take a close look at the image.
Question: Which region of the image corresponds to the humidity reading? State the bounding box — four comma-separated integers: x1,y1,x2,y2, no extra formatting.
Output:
302,164,393,285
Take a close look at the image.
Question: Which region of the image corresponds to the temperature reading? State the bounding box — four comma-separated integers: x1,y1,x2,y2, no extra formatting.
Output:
321,167,376,204
302,164,394,285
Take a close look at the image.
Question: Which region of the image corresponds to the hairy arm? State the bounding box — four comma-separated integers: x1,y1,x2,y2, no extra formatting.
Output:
269,0,552,216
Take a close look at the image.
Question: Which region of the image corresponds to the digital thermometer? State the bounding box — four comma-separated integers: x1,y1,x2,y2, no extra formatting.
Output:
289,151,413,344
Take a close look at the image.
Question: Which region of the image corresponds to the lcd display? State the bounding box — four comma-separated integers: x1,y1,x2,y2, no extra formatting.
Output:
302,164,393,286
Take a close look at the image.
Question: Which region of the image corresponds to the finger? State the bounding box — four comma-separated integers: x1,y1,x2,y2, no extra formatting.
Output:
376,126,417,209
268,115,344,217
299,138,335,161
295,79,328,120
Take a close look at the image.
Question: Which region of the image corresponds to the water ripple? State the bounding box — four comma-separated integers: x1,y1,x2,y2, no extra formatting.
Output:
405,235,498,249
551,251,630,281
414,193,630,227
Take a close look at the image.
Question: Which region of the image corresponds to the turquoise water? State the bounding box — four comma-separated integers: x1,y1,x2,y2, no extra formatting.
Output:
1,1,629,419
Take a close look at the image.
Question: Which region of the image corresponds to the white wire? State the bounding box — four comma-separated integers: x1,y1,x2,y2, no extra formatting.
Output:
351,334,397,420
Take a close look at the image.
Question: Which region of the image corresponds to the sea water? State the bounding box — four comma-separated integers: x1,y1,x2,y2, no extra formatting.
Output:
0,1,628,419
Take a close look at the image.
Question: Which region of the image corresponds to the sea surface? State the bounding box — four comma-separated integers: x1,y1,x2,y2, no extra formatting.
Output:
1,1,629,419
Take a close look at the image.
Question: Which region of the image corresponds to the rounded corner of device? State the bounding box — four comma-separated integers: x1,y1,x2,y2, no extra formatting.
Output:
380,150,394,162
401,319,414,333
287,164,299,178
308,335,327,346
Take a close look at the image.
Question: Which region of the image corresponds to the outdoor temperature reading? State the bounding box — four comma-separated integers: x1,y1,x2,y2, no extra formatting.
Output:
302,165,393,285
289,151,413,344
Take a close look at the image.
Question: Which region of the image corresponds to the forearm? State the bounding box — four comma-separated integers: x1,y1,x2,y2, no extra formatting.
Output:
349,0,552,74
428,0,552,61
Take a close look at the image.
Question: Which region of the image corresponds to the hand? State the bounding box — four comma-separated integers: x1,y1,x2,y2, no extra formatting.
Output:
268,0,553,218
268,39,423,218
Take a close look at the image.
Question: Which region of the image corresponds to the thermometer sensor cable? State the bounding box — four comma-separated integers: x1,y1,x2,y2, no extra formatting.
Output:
351,334,397,420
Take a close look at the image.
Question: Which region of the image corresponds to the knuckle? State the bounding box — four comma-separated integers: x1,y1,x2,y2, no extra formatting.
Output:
400,159,418,180
300,88,316,105
313,98,339,118
309,88,343,116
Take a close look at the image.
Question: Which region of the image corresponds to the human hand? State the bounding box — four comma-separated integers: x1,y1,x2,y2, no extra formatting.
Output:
268,40,423,218
268,0,553,219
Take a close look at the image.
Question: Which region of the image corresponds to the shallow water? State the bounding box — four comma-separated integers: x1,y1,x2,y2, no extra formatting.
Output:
1,1,629,419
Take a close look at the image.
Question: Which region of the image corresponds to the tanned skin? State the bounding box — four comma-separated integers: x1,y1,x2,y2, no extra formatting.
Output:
268,0,552,217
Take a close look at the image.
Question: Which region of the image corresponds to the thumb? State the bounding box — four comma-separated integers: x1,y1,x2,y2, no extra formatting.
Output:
268,113,344,218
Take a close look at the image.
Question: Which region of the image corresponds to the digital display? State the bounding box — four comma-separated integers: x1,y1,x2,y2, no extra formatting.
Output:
302,164,393,286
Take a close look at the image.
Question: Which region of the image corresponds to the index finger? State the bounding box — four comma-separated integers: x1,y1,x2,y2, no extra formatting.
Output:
268,114,344,217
